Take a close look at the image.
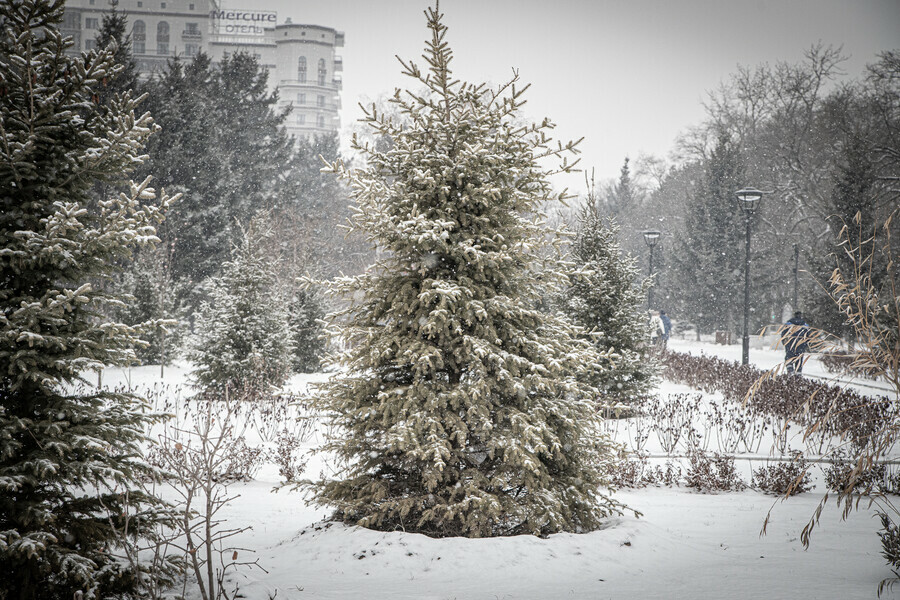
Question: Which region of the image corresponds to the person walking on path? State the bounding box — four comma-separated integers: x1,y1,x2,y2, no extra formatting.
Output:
659,310,672,348
649,311,666,350
782,310,810,374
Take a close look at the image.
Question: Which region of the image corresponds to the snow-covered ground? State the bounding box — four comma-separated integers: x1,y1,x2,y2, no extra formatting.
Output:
96,338,900,600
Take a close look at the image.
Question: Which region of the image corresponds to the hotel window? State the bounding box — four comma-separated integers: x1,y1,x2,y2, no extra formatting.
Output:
157,21,169,55
85,39,97,51
297,93,306,104
133,20,146,54
317,58,326,86
316,114,325,128
317,94,325,107
185,44,199,57
297,57,307,83
297,114,306,124
85,17,99,29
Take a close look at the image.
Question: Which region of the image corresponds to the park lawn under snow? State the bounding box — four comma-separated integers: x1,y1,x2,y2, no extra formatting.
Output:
100,339,899,600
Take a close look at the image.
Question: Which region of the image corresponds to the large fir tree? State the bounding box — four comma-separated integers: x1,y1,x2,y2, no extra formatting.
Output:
560,202,656,407
609,157,635,218
139,52,292,300
670,134,748,334
806,136,882,335
305,5,621,538
0,1,178,597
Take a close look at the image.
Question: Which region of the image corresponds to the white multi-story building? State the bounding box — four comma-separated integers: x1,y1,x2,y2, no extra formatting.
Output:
62,0,343,141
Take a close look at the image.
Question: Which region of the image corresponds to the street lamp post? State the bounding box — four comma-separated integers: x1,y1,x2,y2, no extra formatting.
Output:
792,242,799,310
734,188,763,366
643,229,661,309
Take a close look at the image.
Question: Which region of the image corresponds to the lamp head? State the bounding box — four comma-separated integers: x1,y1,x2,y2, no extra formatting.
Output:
735,188,763,213
642,229,661,247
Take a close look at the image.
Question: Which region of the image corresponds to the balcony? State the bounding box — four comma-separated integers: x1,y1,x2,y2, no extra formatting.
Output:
182,30,202,40
278,79,341,92
333,56,343,71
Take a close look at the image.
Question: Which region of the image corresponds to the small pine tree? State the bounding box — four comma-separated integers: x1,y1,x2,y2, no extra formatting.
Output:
0,1,179,597
94,0,138,104
190,217,292,393
560,200,656,407
610,157,635,218
287,288,326,373
305,5,622,538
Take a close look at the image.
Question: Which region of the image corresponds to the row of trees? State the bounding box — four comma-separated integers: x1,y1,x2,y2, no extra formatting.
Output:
90,3,367,370
0,9,657,599
594,46,899,340
0,2,349,596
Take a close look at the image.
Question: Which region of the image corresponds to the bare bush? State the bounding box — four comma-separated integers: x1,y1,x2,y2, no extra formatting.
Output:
605,449,682,489
152,384,269,600
684,450,746,493
752,452,813,496
822,447,888,494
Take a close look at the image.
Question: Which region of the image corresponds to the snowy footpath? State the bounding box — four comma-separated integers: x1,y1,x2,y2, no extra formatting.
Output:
99,339,898,600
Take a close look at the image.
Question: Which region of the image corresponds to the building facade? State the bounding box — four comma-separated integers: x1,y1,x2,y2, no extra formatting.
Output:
62,0,343,141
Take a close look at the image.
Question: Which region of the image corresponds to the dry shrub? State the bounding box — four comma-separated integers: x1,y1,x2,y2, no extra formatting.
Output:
822,447,888,494
684,450,746,493
752,452,813,496
606,449,681,489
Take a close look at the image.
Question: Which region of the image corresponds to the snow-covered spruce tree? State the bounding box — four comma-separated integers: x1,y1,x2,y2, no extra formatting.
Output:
287,288,325,373
0,1,179,597
189,216,292,393
305,5,622,538
559,200,656,408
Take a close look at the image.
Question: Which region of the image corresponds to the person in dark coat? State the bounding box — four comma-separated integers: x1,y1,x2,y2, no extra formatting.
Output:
659,310,672,345
782,310,810,374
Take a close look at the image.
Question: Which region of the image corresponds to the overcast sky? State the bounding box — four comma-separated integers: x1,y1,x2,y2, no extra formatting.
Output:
259,0,899,188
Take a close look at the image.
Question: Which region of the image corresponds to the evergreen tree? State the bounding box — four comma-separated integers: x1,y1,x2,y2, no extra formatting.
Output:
190,217,292,393
139,52,292,302
610,157,635,218
807,136,881,334
670,134,747,334
139,55,219,287
213,52,293,227
287,288,326,373
117,243,183,365
0,1,178,597
94,0,138,104
305,6,621,538
559,202,656,407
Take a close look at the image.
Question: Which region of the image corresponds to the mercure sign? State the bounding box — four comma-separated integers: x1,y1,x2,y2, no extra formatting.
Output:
210,9,277,36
